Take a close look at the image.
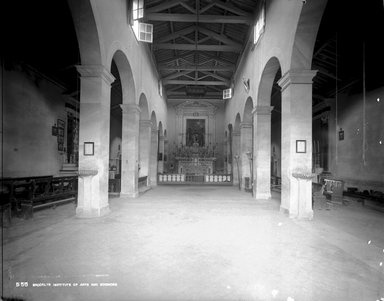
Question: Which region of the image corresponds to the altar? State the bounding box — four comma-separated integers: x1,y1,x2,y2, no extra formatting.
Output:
177,157,216,175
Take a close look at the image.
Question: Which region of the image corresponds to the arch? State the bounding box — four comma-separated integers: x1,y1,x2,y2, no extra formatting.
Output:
243,97,254,123
139,93,149,120
111,50,136,105
150,111,157,130
257,57,282,107
234,113,241,133
158,121,163,136
290,0,328,69
164,129,167,138
67,0,102,65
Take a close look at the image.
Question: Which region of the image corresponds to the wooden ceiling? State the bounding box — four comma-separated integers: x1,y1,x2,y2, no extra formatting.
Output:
144,0,259,103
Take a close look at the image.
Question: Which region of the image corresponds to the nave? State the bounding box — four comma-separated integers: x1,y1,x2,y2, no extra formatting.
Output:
2,186,383,301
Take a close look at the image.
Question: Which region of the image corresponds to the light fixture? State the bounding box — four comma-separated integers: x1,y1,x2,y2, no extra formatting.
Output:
242,78,250,93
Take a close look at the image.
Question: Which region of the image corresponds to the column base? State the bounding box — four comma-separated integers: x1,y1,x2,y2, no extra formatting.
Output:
280,205,289,215
120,191,139,198
254,192,271,200
280,206,313,220
76,205,110,218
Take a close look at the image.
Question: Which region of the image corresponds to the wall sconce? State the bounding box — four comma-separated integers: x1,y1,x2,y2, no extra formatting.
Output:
242,78,250,93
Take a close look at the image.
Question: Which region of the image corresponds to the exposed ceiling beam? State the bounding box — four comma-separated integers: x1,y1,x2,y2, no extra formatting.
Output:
179,2,196,13
198,52,235,66
158,65,235,71
199,0,252,16
157,51,194,64
146,0,187,14
166,85,185,92
197,27,242,47
313,65,340,81
153,43,242,52
157,26,196,43
146,13,252,24
162,70,193,80
163,79,229,86
201,71,229,82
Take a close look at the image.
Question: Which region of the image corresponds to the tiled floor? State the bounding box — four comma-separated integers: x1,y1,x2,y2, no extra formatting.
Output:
1,186,384,301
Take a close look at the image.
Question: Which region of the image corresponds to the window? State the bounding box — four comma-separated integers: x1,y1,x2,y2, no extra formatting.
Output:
139,22,153,43
130,0,153,43
132,0,144,21
223,88,232,100
253,1,265,46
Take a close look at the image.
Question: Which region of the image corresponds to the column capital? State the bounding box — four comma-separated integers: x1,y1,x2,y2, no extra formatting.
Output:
140,119,152,128
233,131,241,137
76,65,115,85
120,104,141,114
152,128,158,134
277,69,318,92
252,105,274,115
240,122,253,129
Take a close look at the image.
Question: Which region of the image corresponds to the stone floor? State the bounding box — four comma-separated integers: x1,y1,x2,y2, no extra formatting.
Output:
1,185,384,301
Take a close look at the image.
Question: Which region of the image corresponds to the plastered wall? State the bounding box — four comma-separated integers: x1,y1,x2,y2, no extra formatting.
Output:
3,65,68,177
329,87,384,191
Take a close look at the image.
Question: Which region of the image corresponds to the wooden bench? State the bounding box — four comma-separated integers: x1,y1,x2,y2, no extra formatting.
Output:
1,175,78,220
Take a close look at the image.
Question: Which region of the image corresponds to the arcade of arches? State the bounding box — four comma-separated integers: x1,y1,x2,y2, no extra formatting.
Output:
2,0,384,299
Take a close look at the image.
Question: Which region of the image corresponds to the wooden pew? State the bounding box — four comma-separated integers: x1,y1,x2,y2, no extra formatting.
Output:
21,176,78,219
1,175,78,220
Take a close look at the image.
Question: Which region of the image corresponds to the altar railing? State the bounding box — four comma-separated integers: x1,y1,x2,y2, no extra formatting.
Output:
158,174,232,185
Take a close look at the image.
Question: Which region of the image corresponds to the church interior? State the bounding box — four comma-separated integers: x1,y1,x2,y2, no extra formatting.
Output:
1,0,384,300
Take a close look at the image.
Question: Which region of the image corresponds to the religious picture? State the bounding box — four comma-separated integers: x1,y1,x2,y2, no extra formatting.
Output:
186,119,205,147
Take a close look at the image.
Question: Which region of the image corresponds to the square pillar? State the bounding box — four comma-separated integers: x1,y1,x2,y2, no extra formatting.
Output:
75,65,115,218
139,120,152,179
158,134,165,173
149,129,158,186
232,131,241,187
252,106,273,199
120,104,140,198
278,69,317,219
240,122,253,190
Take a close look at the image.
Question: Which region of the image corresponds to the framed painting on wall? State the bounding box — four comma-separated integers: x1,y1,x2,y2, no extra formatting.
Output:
296,140,306,153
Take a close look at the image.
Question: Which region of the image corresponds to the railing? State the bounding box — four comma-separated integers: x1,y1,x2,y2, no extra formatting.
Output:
158,174,232,185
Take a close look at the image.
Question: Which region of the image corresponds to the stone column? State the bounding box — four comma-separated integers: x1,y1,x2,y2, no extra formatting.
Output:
158,134,165,173
240,122,253,190
139,120,152,179
232,131,241,187
223,138,228,173
227,126,233,174
149,128,159,186
75,65,115,218
252,106,273,199
278,69,317,219
120,104,140,198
